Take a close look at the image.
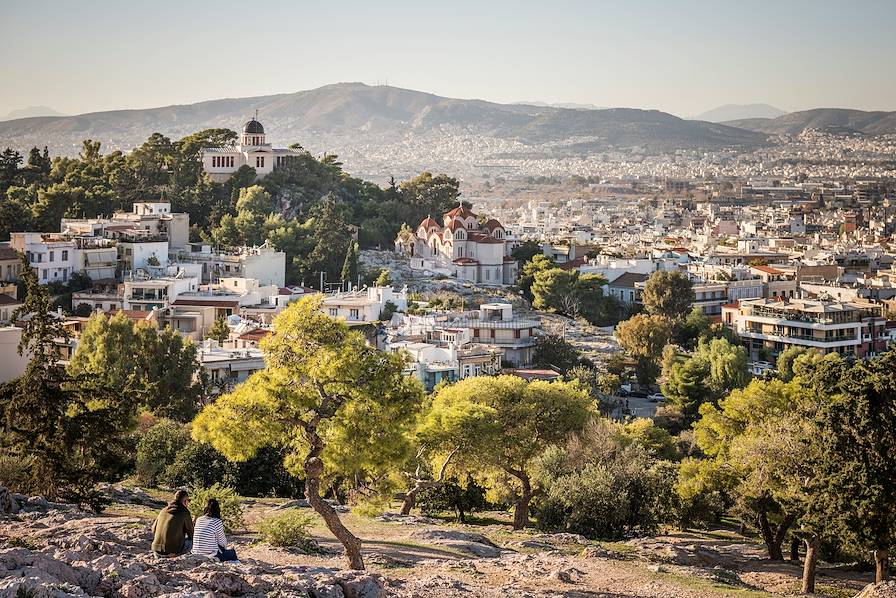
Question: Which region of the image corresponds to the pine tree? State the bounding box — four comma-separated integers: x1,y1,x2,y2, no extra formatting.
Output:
341,240,358,289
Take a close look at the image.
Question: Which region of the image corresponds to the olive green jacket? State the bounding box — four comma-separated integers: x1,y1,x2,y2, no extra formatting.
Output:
151,502,194,555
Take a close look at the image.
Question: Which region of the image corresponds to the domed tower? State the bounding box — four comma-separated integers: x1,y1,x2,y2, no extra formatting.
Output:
241,115,265,147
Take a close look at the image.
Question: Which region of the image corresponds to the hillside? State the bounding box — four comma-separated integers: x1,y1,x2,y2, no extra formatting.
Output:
693,103,786,123
0,488,881,597
0,83,766,178
724,108,896,135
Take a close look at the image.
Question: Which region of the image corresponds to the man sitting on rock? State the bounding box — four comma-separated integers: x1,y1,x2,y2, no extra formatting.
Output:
151,489,194,556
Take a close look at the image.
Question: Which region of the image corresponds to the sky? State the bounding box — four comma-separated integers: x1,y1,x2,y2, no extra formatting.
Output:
2,0,895,118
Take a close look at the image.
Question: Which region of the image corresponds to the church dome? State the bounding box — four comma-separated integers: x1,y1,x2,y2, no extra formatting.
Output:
243,119,265,135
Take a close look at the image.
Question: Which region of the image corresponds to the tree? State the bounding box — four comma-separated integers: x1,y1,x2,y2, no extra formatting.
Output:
207,317,231,344
531,267,610,322
374,269,391,287
0,255,134,508
419,375,592,529
775,346,810,382
193,295,424,569
614,314,672,385
67,312,204,421
511,240,542,264
685,378,806,560
533,334,582,374
813,352,896,582
518,254,554,301
340,240,359,288
641,271,694,321
662,338,749,421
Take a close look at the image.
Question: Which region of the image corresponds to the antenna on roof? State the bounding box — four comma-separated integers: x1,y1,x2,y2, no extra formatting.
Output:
254,109,258,120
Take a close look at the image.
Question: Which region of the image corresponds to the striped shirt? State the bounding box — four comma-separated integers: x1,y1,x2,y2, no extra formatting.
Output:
191,515,228,557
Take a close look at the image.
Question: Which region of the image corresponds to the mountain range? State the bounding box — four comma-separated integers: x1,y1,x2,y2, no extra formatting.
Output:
0,84,764,172
2,85,895,179
0,105,66,121
692,103,787,123
724,108,896,136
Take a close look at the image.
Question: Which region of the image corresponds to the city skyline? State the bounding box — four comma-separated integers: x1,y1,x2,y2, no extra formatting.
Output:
2,0,896,119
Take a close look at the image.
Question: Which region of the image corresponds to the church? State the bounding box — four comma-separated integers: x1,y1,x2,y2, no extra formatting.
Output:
200,117,303,182
395,206,517,285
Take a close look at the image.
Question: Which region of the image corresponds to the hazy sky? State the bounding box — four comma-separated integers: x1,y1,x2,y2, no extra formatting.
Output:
2,0,895,118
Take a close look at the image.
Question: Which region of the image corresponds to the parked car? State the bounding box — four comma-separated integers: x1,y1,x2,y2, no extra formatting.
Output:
647,393,665,403
628,390,649,399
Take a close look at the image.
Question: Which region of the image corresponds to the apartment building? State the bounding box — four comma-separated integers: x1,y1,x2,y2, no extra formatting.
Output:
723,297,888,361
171,242,286,287
122,270,198,311
389,337,503,391
9,232,77,285
62,202,189,251
321,286,408,323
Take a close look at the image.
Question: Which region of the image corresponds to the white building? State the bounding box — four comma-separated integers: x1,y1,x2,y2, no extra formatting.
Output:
200,118,304,182
171,242,286,287
197,341,265,395
122,270,198,311
395,206,517,285
321,286,408,323
62,201,189,251
9,232,77,285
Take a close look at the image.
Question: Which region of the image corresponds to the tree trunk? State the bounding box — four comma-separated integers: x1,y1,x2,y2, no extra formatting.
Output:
508,468,532,530
757,510,794,561
791,537,801,562
801,535,819,594
400,447,458,516
304,431,364,570
875,548,889,582
400,484,421,516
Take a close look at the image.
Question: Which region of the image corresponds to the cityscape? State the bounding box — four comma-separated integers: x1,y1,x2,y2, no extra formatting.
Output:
1,2,896,597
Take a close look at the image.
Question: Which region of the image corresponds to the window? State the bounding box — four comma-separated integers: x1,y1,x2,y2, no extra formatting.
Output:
62,250,68,261
256,156,265,168
329,308,338,316
49,251,54,262
350,309,359,320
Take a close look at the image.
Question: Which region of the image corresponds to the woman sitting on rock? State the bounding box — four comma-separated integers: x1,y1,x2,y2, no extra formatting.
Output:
192,498,238,562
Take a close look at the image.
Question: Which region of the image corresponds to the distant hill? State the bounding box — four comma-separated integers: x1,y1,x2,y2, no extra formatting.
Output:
0,83,767,178
693,104,786,123
1,105,66,121
724,108,896,135
515,101,607,111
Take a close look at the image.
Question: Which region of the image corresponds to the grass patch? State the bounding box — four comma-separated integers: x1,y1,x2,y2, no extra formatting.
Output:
598,541,638,556
646,567,774,597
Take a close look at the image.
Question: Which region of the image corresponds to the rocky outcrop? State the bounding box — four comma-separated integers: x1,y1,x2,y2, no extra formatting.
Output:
408,529,504,558
0,503,384,598
857,581,896,598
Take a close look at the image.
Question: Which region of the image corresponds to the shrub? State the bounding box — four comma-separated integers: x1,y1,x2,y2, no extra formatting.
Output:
136,419,191,486
188,484,244,532
418,475,488,523
258,510,317,550
0,452,34,495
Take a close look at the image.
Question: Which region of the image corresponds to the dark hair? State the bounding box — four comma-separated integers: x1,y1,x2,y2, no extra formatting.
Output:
203,498,221,520
174,489,189,505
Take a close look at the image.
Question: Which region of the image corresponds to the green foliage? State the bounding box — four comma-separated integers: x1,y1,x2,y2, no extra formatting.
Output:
67,313,204,421
419,375,592,527
418,475,489,523
774,345,810,382
661,338,749,421
207,317,231,344
614,314,671,385
135,419,190,487
518,254,554,301
566,366,620,416
641,271,694,321
187,483,245,532
533,334,583,374
374,269,391,287
0,258,134,508
511,240,542,264
534,419,675,538
530,267,617,325
258,510,318,550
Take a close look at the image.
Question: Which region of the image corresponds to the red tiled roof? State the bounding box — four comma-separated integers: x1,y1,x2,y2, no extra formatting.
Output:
445,219,464,231
482,218,504,231
0,247,19,261
444,206,476,219
721,301,740,309
419,217,441,230
505,368,562,381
